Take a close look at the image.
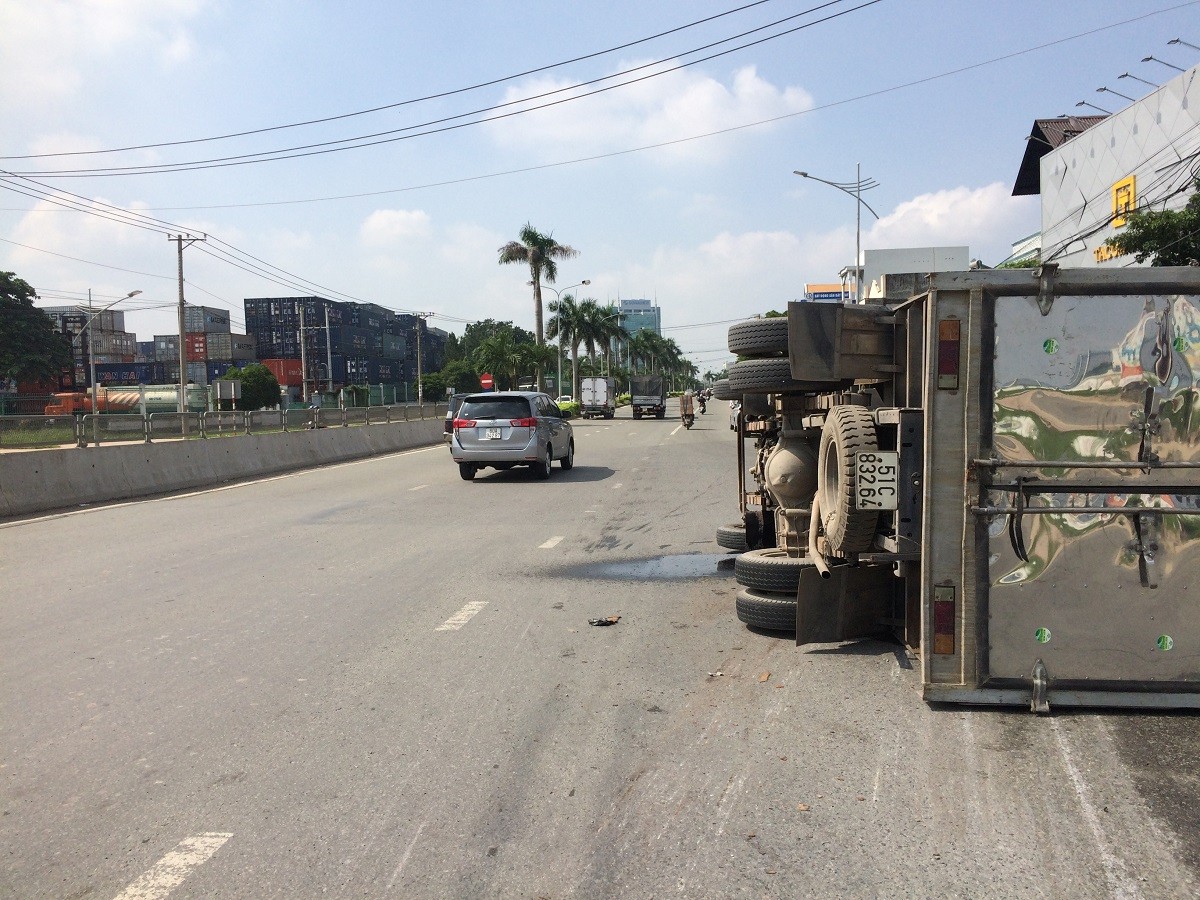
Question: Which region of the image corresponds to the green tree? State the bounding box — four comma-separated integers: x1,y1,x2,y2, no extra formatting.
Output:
472,331,524,389
497,223,580,350
222,363,281,411
460,319,533,362
547,292,585,397
0,271,71,384
519,342,559,392
439,359,479,394
1105,179,1200,266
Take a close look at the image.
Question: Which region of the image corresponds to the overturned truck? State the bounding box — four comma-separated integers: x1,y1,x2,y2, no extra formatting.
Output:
715,266,1200,711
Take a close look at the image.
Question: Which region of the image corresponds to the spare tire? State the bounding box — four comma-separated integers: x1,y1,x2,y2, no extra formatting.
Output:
816,405,880,553
716,522,748,552
711,379,737,401
728,318,788,356
735,587,796,633
734,548,812,593
728,358,848,395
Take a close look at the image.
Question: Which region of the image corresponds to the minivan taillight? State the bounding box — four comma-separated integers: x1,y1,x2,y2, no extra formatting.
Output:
509,417,537,428
453,418,476,428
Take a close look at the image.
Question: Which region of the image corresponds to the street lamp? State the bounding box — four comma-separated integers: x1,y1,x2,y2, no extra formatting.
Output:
531,280,590,396
1118,72,1159,89
1097,86,1135,103
1142,55,1185,73
1075,100,1112,115
1168,38,1200,52
77,289,141,414
793,165,880,302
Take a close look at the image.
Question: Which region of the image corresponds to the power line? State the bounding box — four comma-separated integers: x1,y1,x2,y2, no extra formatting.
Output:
0,0,785,161
6,1,881,177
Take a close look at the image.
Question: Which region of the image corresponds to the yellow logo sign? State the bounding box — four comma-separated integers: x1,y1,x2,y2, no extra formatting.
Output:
1112,175,1136,227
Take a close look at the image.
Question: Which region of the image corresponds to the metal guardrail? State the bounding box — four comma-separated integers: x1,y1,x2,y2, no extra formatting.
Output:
0,402,449,448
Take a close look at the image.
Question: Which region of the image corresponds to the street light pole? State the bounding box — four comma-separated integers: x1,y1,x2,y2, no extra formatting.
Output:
79,289,142,414
793,167,880,301
532,279,590,396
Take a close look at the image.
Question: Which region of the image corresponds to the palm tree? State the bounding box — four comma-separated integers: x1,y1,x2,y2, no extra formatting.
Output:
519,343,559,393
471,331,523,389
497,223,579,349
578,302,628,383
546,292,584,397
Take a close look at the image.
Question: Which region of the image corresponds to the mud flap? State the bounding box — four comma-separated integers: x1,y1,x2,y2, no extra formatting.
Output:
795,564,896,645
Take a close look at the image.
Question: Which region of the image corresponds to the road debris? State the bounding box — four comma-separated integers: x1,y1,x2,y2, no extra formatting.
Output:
758,672,771,683
796,803,810,811
707,671,725,677
588,615,621,626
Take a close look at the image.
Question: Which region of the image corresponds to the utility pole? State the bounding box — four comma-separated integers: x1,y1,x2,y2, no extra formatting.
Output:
324,304,333,393
299,302,309,404
169,233,206,414
416,313,428,406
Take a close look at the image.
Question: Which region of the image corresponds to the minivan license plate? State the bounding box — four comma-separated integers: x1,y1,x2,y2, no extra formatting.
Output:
856,451,898,510
484,427,502,440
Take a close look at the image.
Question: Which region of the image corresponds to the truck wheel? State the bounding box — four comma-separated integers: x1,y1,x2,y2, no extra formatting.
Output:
728,358,847,395
728,318,788,356
711,379,737,401
656,410,665,419
633,409,642,420
735,548,811,593
560,439,574,470
716,523,748,552
458,463,477,481
817,405,879,553
735,587,796,633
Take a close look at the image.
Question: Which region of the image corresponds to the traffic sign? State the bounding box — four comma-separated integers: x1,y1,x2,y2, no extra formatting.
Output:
480,372,494,390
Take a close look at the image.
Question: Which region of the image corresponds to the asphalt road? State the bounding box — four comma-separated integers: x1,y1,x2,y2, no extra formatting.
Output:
2,402,1197,899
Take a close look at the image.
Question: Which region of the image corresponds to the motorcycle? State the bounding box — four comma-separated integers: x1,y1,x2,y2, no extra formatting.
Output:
681,392,696,429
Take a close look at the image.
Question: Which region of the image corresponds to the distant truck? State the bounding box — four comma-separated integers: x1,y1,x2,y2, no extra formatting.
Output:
629,375,666,419
44,387,198,415
580,377,616,419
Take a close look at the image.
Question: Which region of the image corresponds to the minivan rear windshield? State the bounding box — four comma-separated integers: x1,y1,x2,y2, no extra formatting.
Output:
459,398,532,420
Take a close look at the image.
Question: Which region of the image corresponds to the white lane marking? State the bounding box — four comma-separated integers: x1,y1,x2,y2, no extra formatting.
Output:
539,536,564,549
385,821,427,892
670,425,682,436
408,484,428,492
1050,718,1141,899
113,832,232,900
436,601,488,631
612,483,622,490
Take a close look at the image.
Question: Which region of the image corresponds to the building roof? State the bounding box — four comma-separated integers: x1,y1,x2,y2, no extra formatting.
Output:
1012,115,1107,196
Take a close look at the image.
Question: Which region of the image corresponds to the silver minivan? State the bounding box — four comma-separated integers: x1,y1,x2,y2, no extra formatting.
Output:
450,391,574,480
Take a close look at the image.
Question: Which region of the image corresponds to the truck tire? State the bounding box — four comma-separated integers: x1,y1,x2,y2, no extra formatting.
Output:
734,548,811,593
656,409,665,419
735,587,796,633
817,405,879,553
728,318,788,356
711,379,737,401
728,358,846,395
716,522,748,552
633,409,642,420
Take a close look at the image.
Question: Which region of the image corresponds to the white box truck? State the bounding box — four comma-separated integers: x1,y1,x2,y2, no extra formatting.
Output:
580,377,616,419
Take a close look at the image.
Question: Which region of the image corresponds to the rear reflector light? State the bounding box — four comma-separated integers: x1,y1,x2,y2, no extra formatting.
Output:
933,585,955,655
509,417,537,427
453,418,476,428
937,318,961,390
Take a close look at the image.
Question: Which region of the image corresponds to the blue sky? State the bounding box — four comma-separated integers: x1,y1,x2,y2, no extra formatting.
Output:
3,0,1199,375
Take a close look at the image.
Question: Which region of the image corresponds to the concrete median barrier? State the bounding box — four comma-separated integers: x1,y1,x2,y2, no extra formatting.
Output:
0,418,443,519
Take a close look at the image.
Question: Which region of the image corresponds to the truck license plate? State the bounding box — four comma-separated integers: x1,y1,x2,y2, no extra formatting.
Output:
484,427,502,440
856,451,899,510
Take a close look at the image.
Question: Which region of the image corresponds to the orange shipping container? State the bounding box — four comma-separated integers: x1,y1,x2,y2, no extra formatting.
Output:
262,358,303,386
185,332,208,362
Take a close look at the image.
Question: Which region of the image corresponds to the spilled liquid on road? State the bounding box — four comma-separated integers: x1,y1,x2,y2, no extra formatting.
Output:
564,553,735,581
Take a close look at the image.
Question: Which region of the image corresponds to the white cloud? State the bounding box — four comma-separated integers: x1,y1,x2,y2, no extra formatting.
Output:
865,183,1038,263
360,209,432,246
485,63,813,162
0,0,206,111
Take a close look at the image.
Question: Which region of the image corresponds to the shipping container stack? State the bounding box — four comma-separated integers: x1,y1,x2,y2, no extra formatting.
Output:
41,305,138,389
243,296,409,394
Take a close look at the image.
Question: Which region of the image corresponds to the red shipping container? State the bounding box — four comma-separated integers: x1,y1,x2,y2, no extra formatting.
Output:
263,358,303,386
185,332,208,362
